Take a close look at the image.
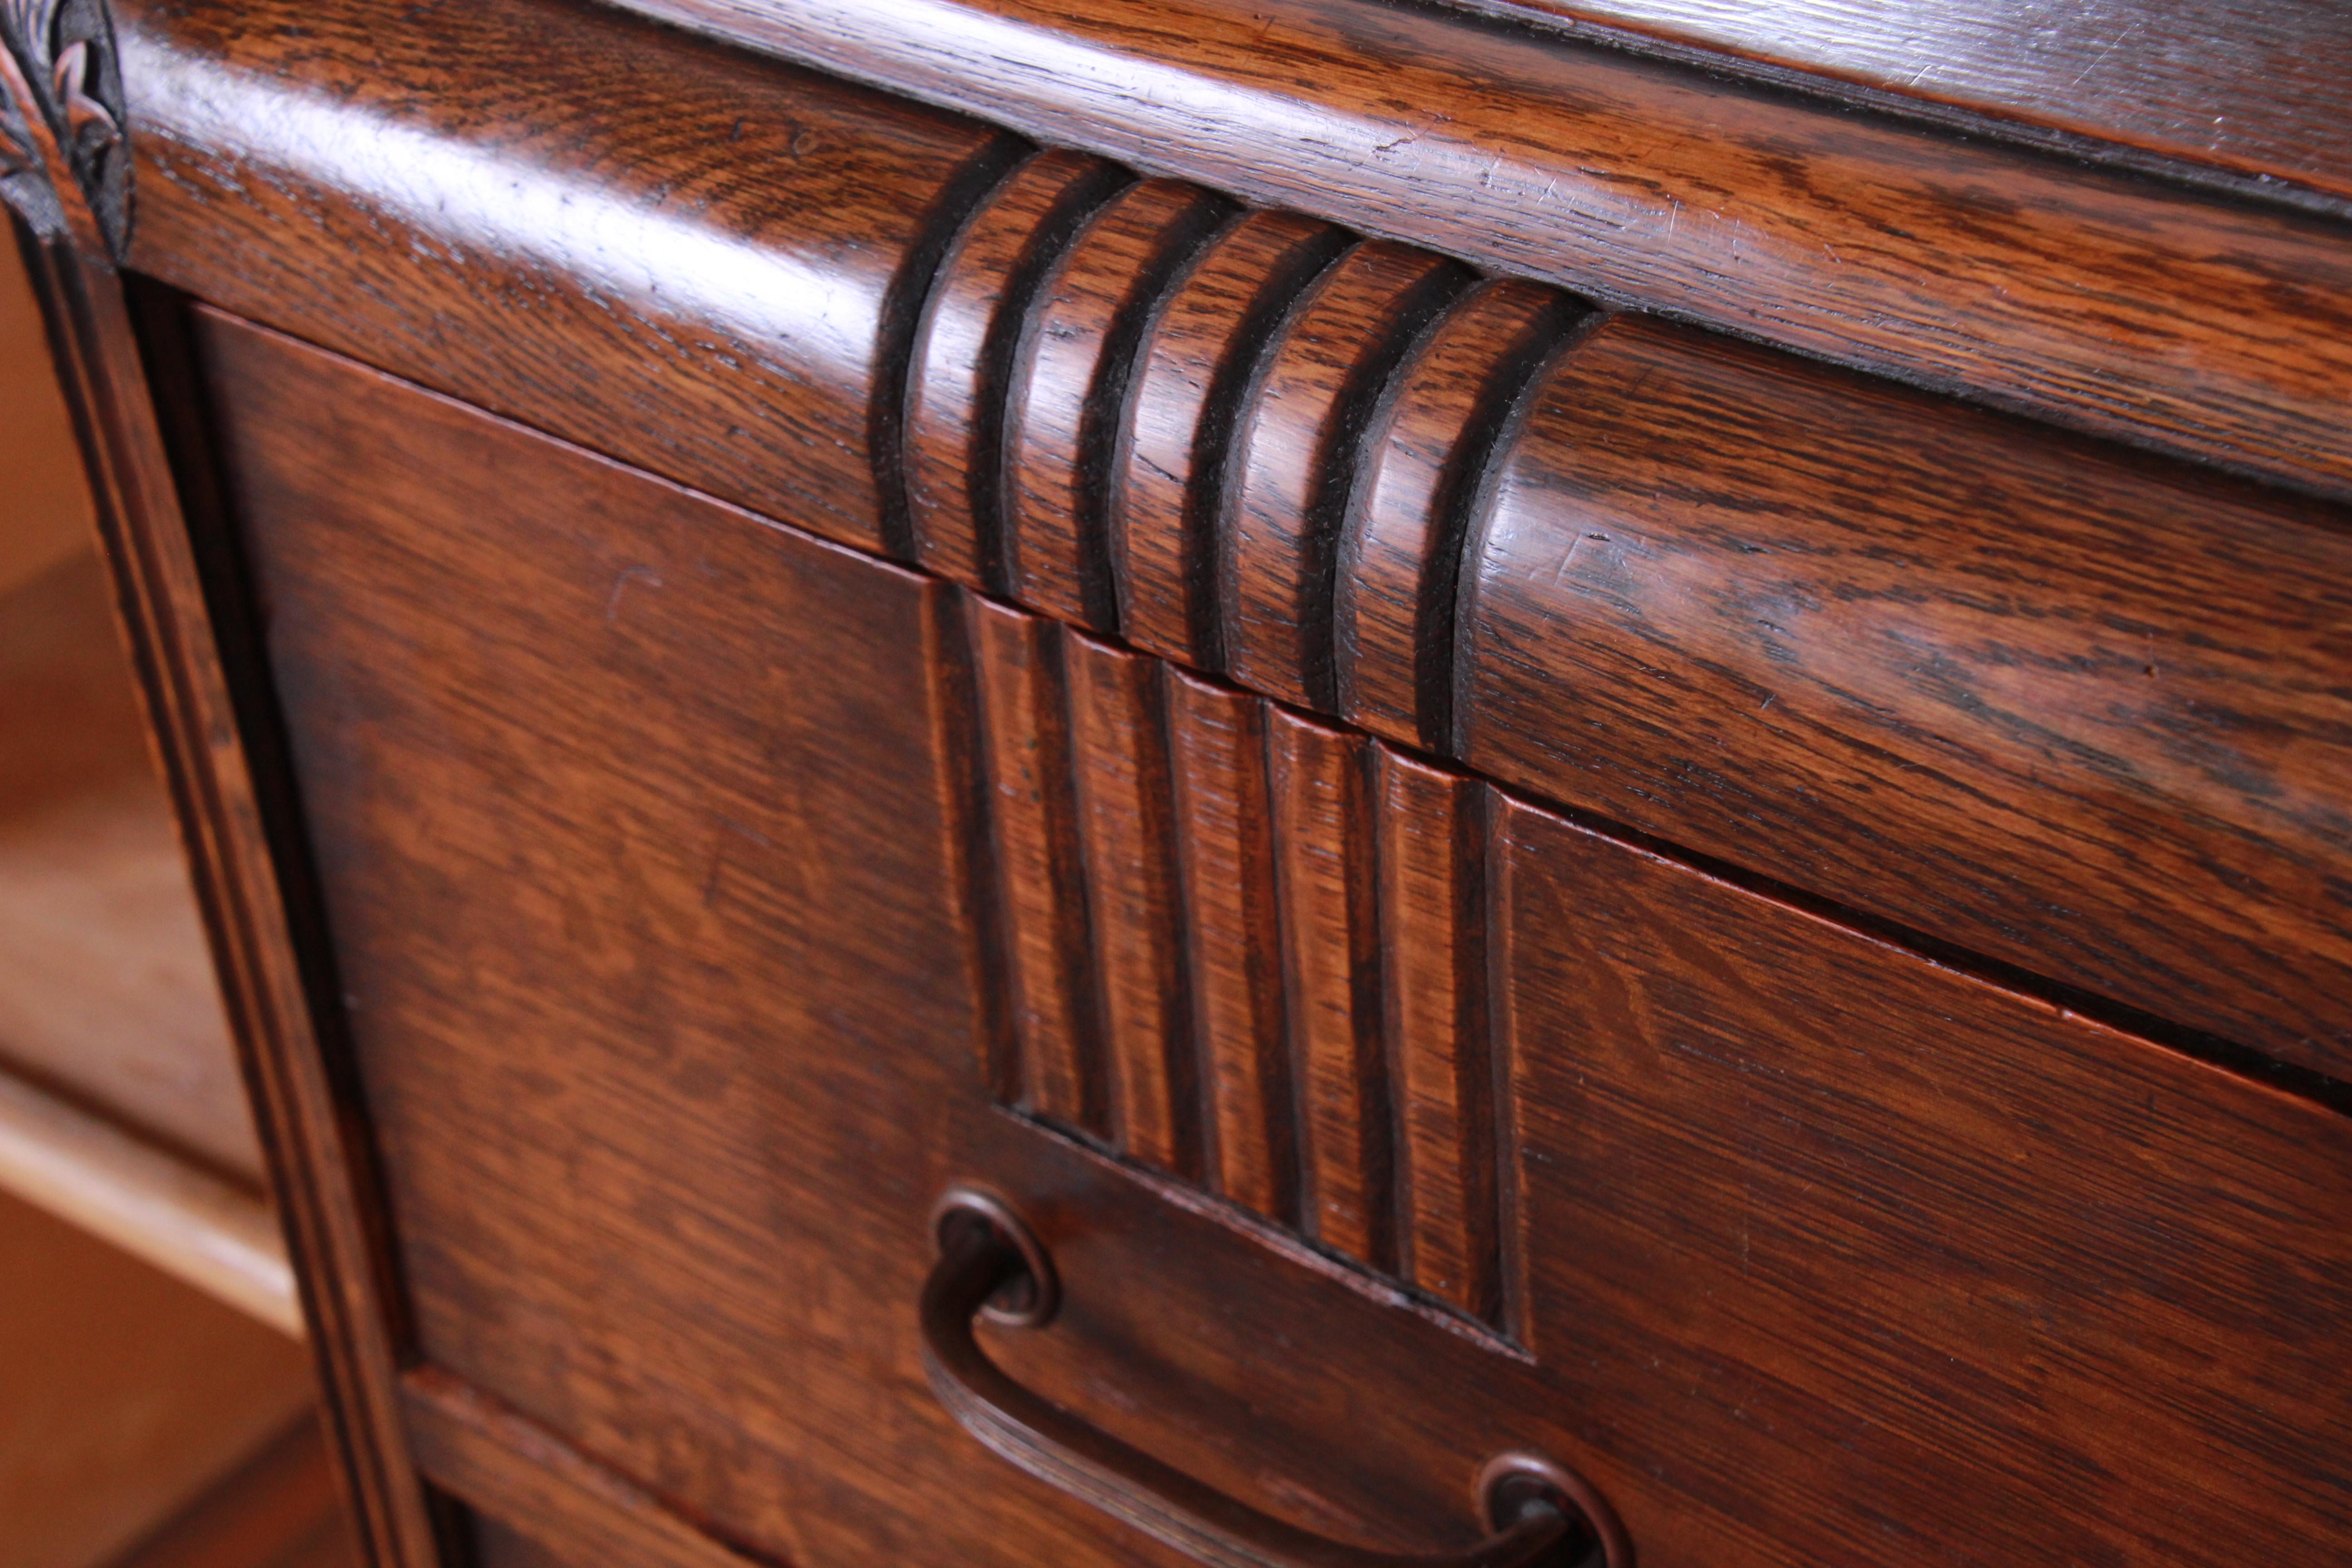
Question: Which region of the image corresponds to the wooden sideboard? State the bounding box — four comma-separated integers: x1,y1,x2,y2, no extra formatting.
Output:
8,0,2350,1564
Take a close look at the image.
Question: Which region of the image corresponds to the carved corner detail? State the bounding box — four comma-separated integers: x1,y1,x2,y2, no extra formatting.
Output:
1,0,130,259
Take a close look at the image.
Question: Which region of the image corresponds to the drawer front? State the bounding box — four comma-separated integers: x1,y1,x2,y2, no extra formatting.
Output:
195,309,2352,1568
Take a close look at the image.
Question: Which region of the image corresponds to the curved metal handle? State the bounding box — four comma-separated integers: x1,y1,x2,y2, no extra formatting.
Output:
920,1188,1628,1568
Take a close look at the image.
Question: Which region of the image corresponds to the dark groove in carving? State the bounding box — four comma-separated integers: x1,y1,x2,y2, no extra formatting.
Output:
1112,212,1353,667
939,587,1020,1103
1222,243,1472,710
877,132,1050,564
1067,190,1233,633
1342,284,1588,752
910,148,1136,593
0,0,132,258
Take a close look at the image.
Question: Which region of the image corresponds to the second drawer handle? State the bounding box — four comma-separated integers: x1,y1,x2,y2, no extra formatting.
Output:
920,1186,1627,1568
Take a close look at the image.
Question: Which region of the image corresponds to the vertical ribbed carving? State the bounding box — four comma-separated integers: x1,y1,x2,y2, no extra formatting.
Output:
1003,178,1233,630
1268,707,1389,1269
907,149,1132,592
954,588,1506,1324
968,596,1103,1133
1065,630,1197,1177
1377,749,1498,1321
1166,668,1297,1224
922,174,1572,1332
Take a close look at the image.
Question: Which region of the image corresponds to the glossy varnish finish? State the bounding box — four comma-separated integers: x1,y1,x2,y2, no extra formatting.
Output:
106,0,2352,1082
168,311,2352,1568
1494,794,2352,1566
1462,0,2352,206
907,149,1132,593
116,0,1022,555
1461,314,2352,1074
623,0,2352,500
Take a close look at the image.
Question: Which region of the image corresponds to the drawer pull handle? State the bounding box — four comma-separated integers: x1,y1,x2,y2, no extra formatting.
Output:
921,1186,1628,1568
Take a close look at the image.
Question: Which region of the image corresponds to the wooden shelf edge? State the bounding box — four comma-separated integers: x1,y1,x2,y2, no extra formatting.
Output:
0,1063,302,1337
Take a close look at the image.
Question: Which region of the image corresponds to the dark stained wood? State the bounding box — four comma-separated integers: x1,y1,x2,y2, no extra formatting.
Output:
1462,0,2352,208
624,0,2352,500
403,1371,756,1568
1494,790,2352,1567
1373,750,1495,1323
1063,631,1196,1176
1265,707,1388,1269
1460,314,2352,1073
1114,210,1348,668
115,0,1024,556
969,598,1103,1133
1165,669,1295,1225
1224,242,1467,710
908,150,1133,592
195,311,1190,1568
1334,280,1580,752
172,301,2352,1568
1004,179,1232,630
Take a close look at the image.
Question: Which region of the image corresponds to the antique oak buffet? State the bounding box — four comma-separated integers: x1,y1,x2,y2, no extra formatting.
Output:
7,0,2352,1563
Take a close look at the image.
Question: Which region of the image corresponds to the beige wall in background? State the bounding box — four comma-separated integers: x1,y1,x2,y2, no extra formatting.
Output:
0,235,96,595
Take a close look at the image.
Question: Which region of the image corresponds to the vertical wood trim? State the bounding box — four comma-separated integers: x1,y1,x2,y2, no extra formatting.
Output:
1376,748,1498,1322
929,584,1018,1103
968,596,1104,1132
1166,668,1296,1223
1064,631,1197,1176
21,238,437,1567
1485,791,1536,1349
1266,706,1390,1269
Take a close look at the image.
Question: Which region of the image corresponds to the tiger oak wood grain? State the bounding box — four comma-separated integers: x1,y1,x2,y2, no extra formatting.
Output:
1462,0,2352,207
181,304,2352,1568
1495,792,2352,1567
1064,632,1197,1176
116,0,1021,555
191,305,1633,1568
196,312,1204,1568
909,150,1132,592
1460,314,2352,1073
620,0,2352,500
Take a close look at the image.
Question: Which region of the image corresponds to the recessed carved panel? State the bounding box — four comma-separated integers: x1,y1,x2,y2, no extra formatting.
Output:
957,592,1507,1325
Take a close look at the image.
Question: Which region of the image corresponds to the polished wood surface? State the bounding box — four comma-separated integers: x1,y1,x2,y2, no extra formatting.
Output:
113,0,1021,557
14,0,2352,1563
619,0,2352,500
1461,314,2352,1075
1494,796,2352,1565
1460,0,2352,206
123,298,2352,1567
